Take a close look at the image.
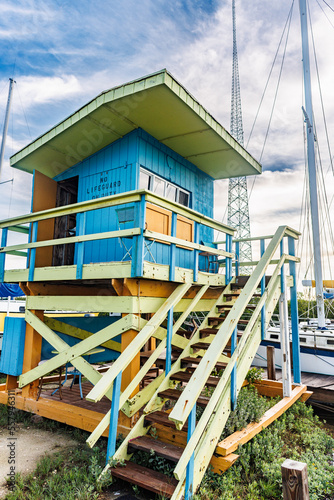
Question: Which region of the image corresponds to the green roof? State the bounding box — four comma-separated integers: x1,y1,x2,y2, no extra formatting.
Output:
10,69,261,180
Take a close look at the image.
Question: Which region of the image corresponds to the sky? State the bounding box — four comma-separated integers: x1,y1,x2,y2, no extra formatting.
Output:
0,0,333,287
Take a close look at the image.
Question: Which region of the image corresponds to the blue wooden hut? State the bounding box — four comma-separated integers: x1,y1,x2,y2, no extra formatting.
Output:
0,70,303,499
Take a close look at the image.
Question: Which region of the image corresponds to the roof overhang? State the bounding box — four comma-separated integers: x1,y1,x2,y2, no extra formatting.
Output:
10,69,262,180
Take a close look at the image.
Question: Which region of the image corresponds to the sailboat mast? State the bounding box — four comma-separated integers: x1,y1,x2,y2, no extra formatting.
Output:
298,0,326,328
0,78,15,180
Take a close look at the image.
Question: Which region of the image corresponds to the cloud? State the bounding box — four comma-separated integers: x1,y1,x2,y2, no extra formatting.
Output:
0,0,333,288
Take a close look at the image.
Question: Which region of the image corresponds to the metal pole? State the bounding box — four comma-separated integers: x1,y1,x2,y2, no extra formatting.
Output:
0,78,15,180
298,0,326,328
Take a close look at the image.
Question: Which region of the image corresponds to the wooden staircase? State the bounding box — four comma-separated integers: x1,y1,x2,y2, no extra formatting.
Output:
84,226,299,499
103,279,277,499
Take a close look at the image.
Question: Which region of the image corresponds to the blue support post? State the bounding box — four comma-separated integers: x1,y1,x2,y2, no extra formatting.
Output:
185,403,196,500
280,239,285,293
260,239,266,340
76,212,86,280
226,234,232,284
288,236,301,383
0,228,8,283
131,195,146,277
235,240,240,276
28,222,38,282
169,212,177,281
230,327,237,410
166,307,174,375
193,222,199,283
106,371,122,465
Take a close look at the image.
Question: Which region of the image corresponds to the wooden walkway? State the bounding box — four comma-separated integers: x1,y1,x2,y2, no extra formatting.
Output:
265,370,334,406
40,380,111,414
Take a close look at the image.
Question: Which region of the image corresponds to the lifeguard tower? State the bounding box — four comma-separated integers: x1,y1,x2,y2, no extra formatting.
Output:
0,70,306,498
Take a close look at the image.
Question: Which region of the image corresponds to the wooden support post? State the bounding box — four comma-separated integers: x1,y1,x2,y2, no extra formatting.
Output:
106,371,122,465
0,227,8,283
282,459,309,500
185,403,196,500
267,345,276,380
28,222,38,282
226,234,232,284
118,326,140,430
193,222,199,283
280,239,292,398
288,236,301,384
231,327,237,410
5,375,17,391
76,212,86,280
235,240,240,276
131,195,146,278
260,239,266,340
169,212,177,281
22,309,44,398
165,307,173,375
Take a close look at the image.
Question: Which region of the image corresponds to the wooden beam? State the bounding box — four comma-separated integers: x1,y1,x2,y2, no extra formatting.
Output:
44,317,121,352
22,310,114,400
1,228,141,254
216,385,307,456
86,283,191,403
23,282,116,297
22,309,44,399
19,315,131,388
0,191,142,228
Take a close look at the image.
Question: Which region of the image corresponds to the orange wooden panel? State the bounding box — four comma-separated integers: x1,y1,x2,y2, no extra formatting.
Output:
176,215,193,242
146,203,171,235
32,171,57,268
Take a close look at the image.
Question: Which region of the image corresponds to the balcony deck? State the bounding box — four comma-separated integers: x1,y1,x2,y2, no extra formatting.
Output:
3,261,226,286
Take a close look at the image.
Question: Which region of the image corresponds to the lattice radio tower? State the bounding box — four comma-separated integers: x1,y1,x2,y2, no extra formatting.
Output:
227,0,252,274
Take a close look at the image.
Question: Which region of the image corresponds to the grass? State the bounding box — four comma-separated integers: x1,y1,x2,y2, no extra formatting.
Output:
0,381,333,499
194,401,334,500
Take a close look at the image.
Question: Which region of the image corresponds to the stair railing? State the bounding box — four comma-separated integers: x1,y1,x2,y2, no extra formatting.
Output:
168,225,300,496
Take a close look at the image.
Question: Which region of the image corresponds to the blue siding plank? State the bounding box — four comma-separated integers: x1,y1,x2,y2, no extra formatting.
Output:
0,318,26,376
28,222,38,282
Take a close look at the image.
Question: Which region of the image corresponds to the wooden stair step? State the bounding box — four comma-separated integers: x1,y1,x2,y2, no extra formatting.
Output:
180,356,227,371
110,460,177,498
199,327,219,337
208,316,226,326
144,410,188,431
128,435,184,463
216,304,234,311
190,341,211,350
200,328,244,339
158,389,210,407
170,370,220,388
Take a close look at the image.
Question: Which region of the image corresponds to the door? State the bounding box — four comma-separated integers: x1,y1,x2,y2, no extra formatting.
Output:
31,170,58,268
52,176,79,266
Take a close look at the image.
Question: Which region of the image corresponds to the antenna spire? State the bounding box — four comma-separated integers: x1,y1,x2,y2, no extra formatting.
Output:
228,0,252,274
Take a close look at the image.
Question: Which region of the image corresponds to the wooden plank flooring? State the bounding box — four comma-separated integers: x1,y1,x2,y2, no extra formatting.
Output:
40,380,111,414
263,369,334,404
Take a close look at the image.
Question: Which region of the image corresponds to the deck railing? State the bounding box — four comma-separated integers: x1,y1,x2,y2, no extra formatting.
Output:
0,190,234,282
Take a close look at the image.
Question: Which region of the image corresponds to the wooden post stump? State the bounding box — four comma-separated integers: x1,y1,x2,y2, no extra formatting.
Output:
267,345,276,380
281,459,309,500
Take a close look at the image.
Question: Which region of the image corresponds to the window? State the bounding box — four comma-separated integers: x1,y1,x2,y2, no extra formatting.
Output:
140,167,190,207
139,170,151,190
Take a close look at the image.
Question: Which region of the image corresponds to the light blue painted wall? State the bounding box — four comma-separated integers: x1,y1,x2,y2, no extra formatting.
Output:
53,129,215,272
